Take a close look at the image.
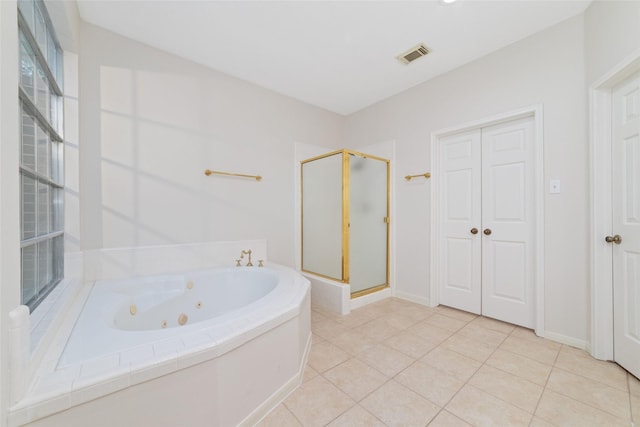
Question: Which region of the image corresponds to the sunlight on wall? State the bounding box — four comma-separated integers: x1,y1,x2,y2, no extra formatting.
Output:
98,65,213,247
63,52,80,254
79,21,343,263
94,63,306,251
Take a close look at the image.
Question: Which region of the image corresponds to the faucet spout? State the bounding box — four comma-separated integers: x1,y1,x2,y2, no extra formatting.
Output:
240,249,253,267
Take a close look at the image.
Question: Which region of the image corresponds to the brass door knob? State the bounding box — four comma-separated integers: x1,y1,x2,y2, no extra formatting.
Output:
483,228,492,236
470,228,478,235
605,235,622,244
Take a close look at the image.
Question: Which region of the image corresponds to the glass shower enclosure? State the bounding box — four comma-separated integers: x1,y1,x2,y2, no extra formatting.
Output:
301,149,389,297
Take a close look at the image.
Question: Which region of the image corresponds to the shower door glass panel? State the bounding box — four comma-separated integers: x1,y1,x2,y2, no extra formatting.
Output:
349,155,388,294
301,153,343,280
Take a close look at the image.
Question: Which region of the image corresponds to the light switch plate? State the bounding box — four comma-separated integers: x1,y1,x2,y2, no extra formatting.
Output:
550,179,561,194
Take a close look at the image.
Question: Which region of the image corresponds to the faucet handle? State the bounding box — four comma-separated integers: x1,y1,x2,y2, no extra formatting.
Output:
235,259,241,267
258,260,264,267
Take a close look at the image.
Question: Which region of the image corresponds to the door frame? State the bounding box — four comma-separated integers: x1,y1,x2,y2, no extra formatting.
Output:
590,49,640,361
429,105,545,336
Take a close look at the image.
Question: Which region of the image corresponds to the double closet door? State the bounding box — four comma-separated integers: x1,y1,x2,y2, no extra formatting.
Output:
438,116,536,328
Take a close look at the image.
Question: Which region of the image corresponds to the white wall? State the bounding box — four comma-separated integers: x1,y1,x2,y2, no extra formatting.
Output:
78,23,344,266
584,0,640,86
344,15,588,343
0,2,21,425
63,51,81,255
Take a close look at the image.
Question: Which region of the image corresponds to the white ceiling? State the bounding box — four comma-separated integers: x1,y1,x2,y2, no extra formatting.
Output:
77,0,591,116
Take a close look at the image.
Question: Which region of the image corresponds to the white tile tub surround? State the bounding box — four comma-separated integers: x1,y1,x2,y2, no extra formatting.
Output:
305,272,351,315
304,272,392,315
83,239,268,282
8,306,30,405
9,240,310,427
30,252,84,360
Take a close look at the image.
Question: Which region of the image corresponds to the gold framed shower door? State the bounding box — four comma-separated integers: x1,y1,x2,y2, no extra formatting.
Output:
300,149,390,297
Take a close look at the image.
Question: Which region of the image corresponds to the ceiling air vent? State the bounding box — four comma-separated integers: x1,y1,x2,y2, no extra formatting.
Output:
397,44,430,65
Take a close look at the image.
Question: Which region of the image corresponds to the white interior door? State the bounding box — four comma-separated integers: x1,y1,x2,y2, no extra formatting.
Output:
481,118,535,328
439,130,482,314
437,115,536,328
612,71,640,379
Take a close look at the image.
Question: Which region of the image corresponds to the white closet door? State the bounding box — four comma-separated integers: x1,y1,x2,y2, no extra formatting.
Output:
439,130,482,314
612,71,640,379
481,117,536,328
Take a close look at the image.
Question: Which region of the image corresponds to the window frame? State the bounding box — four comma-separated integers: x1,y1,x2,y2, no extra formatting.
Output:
18,0,65,312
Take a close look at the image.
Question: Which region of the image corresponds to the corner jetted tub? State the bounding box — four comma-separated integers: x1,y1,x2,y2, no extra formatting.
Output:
60,265,302,365
20,263,311,427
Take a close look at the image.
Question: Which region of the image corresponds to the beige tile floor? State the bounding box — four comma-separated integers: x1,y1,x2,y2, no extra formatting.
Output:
258,298,640,427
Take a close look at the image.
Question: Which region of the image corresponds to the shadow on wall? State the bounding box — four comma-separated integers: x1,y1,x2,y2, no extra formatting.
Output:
79,23,344,263
85,64,288,252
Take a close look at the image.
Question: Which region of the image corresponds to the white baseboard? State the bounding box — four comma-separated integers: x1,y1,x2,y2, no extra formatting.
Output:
393,291,431,307
543,331,588,351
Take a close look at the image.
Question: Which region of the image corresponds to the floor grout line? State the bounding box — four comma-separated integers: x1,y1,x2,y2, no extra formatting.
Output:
287,299,637,427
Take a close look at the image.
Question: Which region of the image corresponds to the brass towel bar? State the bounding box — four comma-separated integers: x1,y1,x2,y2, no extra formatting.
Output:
204,169,262,181
405,172,431,181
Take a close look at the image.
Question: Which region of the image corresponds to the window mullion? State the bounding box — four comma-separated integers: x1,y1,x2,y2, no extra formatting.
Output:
20,231,64,249
19,92,63,142
17,11,62,96
19,167,63,189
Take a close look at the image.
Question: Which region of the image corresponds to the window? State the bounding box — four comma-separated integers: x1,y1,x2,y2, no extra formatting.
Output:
18,0,64,311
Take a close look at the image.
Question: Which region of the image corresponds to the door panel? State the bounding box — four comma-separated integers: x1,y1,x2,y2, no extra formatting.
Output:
439,130,482,314
446,237,473,291
481,117,535,328
349,154,389,294
624,252,640,341
613,71,640,378
301,153,343,280
624,136,640,223
492,163,525,221
446,169,474,220
491,241,526,301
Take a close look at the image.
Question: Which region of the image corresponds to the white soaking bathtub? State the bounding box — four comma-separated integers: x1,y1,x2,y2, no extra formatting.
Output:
13,263,311,427
60,266,287,366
